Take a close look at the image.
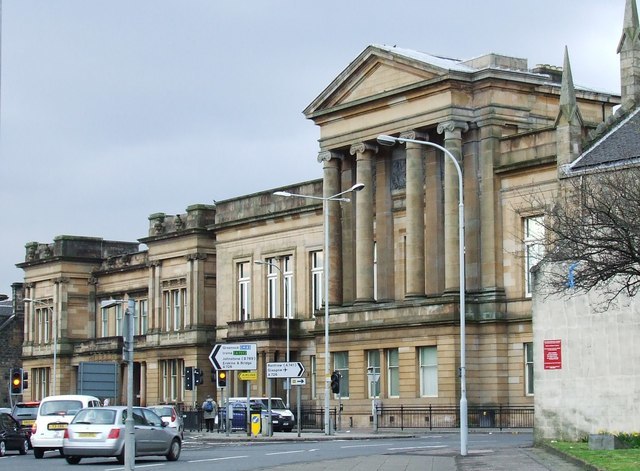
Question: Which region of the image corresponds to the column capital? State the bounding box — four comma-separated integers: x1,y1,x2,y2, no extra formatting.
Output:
399,130,429,142
317,150,343,163
437,120,469,135
349,142,378,156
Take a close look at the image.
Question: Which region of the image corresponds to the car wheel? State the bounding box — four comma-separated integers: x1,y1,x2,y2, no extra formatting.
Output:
33,447,45,459
59,448,65,457
0,440,6,457
65,456,82,464
116,448,125,465
19,439,29,455
166,438,181,461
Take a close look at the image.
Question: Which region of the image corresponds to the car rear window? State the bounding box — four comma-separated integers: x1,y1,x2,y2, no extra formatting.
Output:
40,400,84,416
72,409,116,425
149,406,173,416
13,405,39,418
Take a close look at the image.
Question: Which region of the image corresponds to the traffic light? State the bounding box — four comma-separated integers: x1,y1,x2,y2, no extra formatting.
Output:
11,368,23,394
330,371,340,394
211,367,216,383
193,368,204,385
185,366,193,391
216,370,227,388
22,370,28,390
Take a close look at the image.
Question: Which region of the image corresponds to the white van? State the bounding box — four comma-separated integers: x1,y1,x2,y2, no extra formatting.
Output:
31,394,101,458
226,396,295,432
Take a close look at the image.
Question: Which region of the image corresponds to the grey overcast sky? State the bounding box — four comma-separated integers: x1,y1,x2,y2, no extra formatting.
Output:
0,0,628,295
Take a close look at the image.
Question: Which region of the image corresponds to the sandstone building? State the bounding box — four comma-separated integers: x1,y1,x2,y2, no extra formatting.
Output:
17,3,632,430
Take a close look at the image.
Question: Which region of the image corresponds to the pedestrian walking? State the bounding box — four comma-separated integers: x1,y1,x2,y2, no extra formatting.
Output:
202,395,218,432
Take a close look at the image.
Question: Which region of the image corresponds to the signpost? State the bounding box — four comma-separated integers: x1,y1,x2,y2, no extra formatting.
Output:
266,362,305,378
209,343,257,370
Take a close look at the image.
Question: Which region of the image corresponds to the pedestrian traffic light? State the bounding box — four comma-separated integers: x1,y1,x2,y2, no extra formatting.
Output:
331,371,340,394
22,370,28,390
211,367,216,383
217,370,227,388
11,368,23,394
185,366,193,391
194,368,204,385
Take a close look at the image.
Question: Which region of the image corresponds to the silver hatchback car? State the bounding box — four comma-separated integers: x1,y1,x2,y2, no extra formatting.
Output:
62,406,181,464
146,405,184,438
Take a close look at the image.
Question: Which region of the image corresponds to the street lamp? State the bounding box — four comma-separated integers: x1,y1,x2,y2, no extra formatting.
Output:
274,182,364,435
377,134,468,456
24,298,57,394
101,298,136,471
254,259,292,408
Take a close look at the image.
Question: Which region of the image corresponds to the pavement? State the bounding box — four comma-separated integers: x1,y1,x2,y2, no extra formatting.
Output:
182,428,593,470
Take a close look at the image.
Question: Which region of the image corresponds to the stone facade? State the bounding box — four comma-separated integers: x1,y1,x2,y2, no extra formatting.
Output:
16,7,630,428
0,284,25,407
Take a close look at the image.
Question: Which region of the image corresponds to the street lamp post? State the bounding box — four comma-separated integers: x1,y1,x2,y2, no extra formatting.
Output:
24,298,57,394
274,182,364,435
101,299,136,471
377,134,468,456
254,259,291,408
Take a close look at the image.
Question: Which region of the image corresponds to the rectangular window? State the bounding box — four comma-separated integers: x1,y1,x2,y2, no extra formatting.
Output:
164,292,171,331
163,288,186,331
138,299,148,335
387,348,400,397
419,346,438,397
311,251,323,313
367,350,381,398
33,368,49,400
115,304,123,336
266,257,278,318
373,241,378,301
101,307,109,338
238,261,251,320
283,255,293,319
524,215,545,297
525,342,534,396
37,309,44,344
333,351,349,398
310,355,317,399
160,359,184,402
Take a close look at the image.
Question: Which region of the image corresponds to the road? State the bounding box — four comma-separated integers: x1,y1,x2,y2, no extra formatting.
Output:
0,433,534,471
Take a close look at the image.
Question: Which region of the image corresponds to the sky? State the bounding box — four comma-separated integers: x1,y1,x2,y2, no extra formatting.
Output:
0,0,629,295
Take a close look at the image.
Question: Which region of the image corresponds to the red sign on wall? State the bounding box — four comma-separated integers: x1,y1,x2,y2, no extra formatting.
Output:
544,339,562,370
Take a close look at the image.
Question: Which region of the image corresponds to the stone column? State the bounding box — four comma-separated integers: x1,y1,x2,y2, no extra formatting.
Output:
318,151,343,306
401,130,428,298
350,142,377,303
437,120,468,292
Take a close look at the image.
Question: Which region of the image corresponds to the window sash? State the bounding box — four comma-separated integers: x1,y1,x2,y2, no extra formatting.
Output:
333,352,349,398
367,350,381,398
419,347,438,397
238,262,251,321
524,216,545,297
387,349,400,397
525,342,534,395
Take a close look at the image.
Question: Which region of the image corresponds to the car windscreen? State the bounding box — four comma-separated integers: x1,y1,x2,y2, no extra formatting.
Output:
72,409,117,425
40,400,84,416
256,399,287,409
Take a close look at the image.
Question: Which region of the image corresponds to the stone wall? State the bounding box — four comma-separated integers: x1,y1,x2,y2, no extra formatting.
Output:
532,270,640,441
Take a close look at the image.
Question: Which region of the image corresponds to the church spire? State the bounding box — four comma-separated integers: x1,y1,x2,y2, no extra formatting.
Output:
556,46,583,169
618,0,640,105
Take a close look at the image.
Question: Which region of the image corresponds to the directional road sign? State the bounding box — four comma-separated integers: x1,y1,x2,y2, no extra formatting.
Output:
210,343,257,371
238,371,257,381
266,362,305,378
290,378,306,386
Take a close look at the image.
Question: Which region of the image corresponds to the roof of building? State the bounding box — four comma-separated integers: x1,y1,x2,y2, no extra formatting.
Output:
570,106,640,171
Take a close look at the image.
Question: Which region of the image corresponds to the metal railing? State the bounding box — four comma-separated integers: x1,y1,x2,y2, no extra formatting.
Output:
376,405,533,431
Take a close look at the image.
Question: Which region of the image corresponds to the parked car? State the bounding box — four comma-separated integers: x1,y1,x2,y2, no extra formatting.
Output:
11,401,39,447
62,406,181,464
0,412,29,456
31,394,101,459
146,405,184,438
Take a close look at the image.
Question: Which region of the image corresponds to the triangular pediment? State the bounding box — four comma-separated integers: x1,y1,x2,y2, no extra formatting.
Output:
304,45,469,117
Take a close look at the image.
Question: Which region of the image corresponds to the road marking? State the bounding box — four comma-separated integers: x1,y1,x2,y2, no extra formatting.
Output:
265,450,305,456
188,455,249,463
340,443,391,449
387,445,447,450
106,465,166,471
